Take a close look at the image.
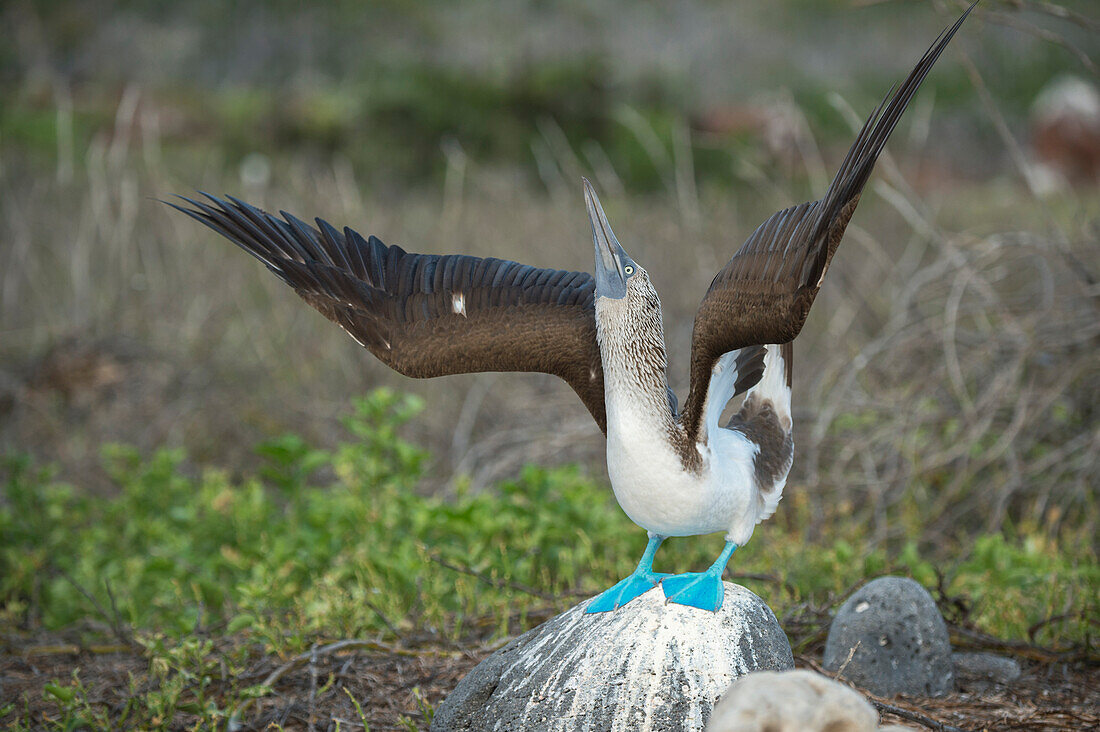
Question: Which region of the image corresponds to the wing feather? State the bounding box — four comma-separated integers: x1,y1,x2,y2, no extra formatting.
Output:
679,3,976,442
169,194,607,432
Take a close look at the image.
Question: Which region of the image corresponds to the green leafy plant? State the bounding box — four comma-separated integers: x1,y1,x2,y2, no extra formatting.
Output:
2,389,1096,728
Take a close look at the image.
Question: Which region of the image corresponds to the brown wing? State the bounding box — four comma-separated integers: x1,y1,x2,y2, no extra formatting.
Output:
169,194,607,432
679,3,976,441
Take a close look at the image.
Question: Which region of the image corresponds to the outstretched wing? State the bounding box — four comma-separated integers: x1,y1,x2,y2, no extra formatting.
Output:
679,3,975,441
169,194,608,432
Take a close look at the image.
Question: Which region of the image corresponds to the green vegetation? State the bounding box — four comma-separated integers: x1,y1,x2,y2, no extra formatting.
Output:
2,1,1096,727
2,390,1095,728
6,1,1090,192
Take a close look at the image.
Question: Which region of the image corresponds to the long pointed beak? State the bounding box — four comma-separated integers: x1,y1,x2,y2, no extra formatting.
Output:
583,178,628,300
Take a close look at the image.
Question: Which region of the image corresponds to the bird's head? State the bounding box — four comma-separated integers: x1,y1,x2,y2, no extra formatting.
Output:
583,179,663,344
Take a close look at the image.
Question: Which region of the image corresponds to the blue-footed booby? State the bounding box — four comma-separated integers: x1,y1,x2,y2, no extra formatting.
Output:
170,5,975,613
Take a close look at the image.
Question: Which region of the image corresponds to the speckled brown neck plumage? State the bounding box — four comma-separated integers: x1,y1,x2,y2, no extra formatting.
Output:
596,273,702,471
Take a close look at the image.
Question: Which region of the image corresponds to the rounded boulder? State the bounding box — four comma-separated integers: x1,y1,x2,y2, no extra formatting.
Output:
705,669,878,732
823,576,953,697
432,583,793,731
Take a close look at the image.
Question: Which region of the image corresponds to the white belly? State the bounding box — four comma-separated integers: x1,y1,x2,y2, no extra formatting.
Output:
605,420,759,540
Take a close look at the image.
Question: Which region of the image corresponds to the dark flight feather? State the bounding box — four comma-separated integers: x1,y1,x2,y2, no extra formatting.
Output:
678,3,976,443
167,194,608,432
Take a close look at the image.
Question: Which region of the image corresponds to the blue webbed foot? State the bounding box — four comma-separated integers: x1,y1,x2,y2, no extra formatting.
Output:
585,571,669,613
661,541,738,612
661,571,725,611
586,534,669,614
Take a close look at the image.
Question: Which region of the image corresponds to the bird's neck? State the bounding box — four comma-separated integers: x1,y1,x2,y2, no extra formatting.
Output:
596,302,680,448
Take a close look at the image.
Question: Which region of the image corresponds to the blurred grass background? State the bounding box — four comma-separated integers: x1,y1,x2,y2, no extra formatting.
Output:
1,0,1098,726
1,0,1097,657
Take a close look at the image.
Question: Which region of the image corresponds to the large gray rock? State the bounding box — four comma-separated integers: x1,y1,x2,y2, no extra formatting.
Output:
823,577,953,698
432,583,793,731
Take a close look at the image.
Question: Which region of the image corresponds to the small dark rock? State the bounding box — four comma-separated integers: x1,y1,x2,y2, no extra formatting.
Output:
823,576,953,697
432,583,793,731
953,651,1021,689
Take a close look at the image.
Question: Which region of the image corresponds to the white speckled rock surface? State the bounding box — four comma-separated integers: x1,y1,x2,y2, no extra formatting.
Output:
431,583,793,732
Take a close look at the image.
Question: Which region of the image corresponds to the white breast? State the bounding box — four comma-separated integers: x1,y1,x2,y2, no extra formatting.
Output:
604,400,759,540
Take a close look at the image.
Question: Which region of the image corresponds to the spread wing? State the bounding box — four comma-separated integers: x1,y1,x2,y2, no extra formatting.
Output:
169,194,607,432
679,3,975,442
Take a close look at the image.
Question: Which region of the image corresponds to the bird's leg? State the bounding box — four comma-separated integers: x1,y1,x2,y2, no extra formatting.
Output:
661,541,738,612
585,533,669,613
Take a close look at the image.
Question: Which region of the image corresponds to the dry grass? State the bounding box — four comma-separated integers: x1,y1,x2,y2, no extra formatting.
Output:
2,78,1097,547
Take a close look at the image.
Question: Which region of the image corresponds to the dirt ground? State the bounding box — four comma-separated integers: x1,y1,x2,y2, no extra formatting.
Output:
3,631,1096,731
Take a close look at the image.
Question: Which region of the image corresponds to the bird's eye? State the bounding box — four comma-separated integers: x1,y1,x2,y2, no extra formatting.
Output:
624,265,635,275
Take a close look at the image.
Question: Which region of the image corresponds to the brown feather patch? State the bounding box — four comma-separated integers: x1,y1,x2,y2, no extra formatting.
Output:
726,398,794,493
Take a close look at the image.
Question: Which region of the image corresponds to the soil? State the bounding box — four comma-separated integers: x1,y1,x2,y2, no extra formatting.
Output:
2,631,1096,731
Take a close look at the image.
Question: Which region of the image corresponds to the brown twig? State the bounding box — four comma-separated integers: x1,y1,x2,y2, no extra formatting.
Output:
424,550,555,600
799,655,966,732
949,623,1094,663
21,643,134,656
307,644,319,732
102,577,132,647
229,638,466,725
982,9,1098,76
869,698,967,732
361,598,403,639
56,569,135,649
1028,611,1098,643
724,571,798,597
1029,0,1100,32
